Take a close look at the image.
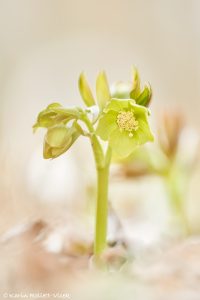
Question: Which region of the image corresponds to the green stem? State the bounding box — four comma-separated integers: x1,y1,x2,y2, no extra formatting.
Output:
82,114,112,256
94,164,110,255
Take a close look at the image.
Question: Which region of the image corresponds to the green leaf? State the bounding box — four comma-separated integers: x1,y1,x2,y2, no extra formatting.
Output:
78,72,95,107
96,71,110,110
136,84,152,107
130,67,141,100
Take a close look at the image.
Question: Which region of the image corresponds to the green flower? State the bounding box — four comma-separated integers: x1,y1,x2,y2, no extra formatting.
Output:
33,102,81,131
33,103,83,159
96,98,154,158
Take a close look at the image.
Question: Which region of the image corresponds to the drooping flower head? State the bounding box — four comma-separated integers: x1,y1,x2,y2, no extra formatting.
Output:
33,103,82,158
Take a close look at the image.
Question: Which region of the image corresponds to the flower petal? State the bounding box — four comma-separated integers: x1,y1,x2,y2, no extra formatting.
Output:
43,125,80,159
104,98,135,112
96,111,118,141
136,118,154,144
45,126,72,148
131,103,150,117
109,128,138,158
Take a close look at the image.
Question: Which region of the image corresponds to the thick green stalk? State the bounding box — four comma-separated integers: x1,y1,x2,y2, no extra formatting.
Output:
94,164,110,255
83,114,112,256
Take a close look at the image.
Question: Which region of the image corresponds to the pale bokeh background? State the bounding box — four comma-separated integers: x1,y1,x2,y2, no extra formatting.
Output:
0,0,199,236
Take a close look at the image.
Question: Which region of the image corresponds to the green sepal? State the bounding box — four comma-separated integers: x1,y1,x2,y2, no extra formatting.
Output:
78,72,95,107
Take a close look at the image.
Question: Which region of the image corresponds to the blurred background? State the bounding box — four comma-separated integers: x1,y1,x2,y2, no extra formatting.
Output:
0,0,200,297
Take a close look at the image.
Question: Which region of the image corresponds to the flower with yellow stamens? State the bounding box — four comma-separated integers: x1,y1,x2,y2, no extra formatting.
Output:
96,98,154,158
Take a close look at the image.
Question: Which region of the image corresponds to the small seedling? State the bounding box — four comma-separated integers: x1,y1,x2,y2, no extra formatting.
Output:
33,68,154,257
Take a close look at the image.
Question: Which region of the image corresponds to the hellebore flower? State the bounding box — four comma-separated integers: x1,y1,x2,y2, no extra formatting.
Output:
33,103,82,131
96,98,154,158
33,103,82,159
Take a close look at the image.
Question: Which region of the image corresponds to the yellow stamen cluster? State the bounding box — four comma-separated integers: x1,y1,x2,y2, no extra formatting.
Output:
116,111,139,135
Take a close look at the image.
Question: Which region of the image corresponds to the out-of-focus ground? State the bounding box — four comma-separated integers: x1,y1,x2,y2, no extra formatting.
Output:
0,0,200,299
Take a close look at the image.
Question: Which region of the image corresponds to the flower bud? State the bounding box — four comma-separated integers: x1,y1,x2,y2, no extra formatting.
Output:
78,72,95,107
43,125,79,159
96,71,111,110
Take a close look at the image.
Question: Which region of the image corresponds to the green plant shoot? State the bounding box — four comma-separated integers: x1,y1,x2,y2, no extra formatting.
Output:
33,68,154,257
